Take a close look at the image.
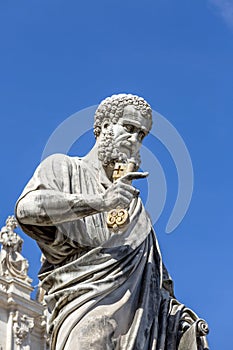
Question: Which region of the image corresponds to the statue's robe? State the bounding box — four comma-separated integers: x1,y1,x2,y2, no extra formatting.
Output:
15,154,209,350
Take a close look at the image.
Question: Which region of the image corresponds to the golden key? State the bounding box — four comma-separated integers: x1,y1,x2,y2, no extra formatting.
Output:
106,162,135,230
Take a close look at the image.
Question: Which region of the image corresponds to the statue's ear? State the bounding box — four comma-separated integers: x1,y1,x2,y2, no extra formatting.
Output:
100,121,111,135
102,121,110,131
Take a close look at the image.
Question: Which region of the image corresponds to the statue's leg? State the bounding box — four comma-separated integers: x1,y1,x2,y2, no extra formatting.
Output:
63,313,118,350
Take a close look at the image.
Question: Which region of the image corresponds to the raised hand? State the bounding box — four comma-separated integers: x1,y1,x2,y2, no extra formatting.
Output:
100,172,148,211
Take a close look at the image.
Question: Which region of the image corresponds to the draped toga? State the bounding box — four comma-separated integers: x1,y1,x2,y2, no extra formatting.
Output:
15,154,209,350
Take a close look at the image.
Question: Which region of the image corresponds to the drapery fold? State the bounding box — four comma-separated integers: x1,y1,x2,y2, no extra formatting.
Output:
15,154,209,349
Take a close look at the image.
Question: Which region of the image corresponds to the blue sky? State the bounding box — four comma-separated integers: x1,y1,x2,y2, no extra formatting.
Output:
0,1,232,348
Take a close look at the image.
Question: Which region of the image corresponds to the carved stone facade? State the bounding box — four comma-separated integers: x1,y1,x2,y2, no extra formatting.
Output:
0,216,48,350
13,311,34,347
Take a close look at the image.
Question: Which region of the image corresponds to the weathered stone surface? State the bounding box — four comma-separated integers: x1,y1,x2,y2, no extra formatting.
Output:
15,94,209,350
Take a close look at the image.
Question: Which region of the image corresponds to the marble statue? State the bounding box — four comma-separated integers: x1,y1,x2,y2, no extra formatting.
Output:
0,215,30,282
15,94,209,349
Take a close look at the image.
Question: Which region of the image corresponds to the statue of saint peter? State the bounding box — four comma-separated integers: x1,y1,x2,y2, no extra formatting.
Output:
16,94,209,350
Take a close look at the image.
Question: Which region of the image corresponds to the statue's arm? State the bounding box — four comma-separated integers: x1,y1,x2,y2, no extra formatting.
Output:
16,189,104,226
15,154,140,227
15,154,105,226
16,180,138,226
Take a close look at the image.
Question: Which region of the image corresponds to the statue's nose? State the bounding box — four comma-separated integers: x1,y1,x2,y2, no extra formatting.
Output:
129,133,138,144
128,133,141,153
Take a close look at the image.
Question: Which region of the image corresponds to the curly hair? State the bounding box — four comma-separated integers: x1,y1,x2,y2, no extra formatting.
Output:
94,93,152,138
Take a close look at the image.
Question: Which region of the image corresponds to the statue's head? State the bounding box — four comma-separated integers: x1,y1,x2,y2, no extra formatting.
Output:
94,94,152,168
6,216,17,230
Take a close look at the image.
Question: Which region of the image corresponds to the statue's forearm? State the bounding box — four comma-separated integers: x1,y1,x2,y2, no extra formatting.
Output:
16,190,104,226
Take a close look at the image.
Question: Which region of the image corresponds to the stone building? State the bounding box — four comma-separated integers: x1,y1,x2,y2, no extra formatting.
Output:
0,216,48,350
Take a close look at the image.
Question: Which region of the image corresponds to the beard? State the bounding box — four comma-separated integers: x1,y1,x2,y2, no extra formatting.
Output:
98,129,141,169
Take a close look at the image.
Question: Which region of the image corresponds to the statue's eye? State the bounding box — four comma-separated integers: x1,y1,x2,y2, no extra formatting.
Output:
138,131,146,141
124,124,135,133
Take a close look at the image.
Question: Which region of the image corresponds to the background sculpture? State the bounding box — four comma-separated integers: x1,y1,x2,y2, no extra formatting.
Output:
0,216,30,282
0,215,49,350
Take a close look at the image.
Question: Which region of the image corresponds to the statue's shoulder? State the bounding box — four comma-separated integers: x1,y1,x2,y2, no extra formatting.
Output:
32,154,84,183
40,153,82,169
41,153,73,164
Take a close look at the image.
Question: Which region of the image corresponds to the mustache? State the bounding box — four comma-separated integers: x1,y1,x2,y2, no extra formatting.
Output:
116,140,132,149
98,136,141,168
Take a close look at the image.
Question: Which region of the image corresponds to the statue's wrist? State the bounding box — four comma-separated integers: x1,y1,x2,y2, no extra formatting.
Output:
80,194,106,213
93,194,106,212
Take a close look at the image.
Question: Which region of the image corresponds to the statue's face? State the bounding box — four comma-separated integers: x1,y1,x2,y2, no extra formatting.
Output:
6,216,17,230
98,105,151,167
106,105,150,158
